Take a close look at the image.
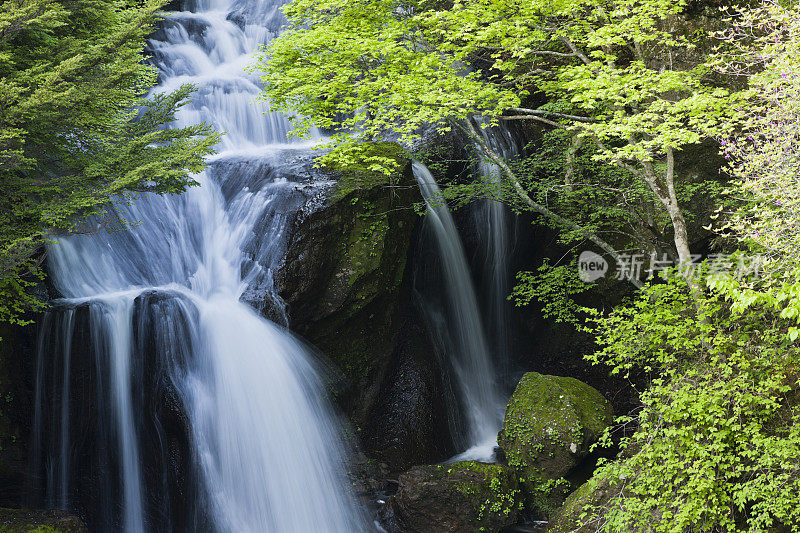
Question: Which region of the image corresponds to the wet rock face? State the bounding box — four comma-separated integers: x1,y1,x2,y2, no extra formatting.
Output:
276,148,464,468
278,167,416,331
25,295,211,531
0,507,88,533
390,461,522,533
497,373,613,487
277,154,420,419
361,320,454,470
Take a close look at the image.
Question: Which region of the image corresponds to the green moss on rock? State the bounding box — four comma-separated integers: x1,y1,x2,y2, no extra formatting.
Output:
277,147,419,421
547,474,619,533
0,508,88,533
497,373,613,493
392,461,522,532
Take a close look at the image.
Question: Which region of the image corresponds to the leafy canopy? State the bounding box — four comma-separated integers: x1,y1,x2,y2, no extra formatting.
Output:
257,0,733,171
258,0,739,273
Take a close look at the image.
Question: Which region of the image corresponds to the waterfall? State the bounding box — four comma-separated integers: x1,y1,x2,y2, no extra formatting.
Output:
412,161,504,462
30,0,370,530
472,119,519,383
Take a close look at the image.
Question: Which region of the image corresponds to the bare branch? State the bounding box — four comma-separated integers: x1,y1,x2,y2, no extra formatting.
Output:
508,107,598,123
499,115,569,128
458,117,643,289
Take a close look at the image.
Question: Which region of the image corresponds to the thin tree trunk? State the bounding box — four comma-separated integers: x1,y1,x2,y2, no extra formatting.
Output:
638,148,692,264
663,147,692,264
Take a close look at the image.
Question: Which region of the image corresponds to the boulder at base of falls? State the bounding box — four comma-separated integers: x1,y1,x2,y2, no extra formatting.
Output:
0,507,88,533
388,461,522,533
497,373,613,496
545,474,618,533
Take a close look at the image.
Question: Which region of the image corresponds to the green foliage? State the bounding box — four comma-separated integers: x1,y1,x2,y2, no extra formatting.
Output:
0,268,46,327
257,0,742,280
517,131,644,237
258,0,732,213
568,7,800,531
411,139,475,186
258,0,733,155
255,0,519,147
710,2,800,274
516,131,723,248
0,0,219,324
583,273,800,532
526,477,572,518
506,128,725,319
510,260,590,325
320,141,409,198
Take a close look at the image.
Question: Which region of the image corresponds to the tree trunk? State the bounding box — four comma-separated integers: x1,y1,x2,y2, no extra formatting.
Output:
667,204,692,264
663,147,692,264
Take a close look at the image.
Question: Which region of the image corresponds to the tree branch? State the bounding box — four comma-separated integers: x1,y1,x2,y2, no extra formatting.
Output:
508,107,598,123
556,33,594,67
458,117,643,289
499,115,569,128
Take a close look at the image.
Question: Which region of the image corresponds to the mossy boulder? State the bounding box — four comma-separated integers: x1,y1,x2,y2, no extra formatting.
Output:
277,143,422,429
0,508,88,533
546,475,618,533
390,461,522,533
498,373,613,488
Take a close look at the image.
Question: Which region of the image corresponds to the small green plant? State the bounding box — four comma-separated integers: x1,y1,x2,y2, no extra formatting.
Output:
509,259,590,326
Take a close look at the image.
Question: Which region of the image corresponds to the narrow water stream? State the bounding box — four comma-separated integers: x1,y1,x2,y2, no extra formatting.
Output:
413,161,505,461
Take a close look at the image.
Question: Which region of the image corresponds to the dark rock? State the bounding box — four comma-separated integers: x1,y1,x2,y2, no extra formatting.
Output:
390,461,522,533
0,320,39,507
160,0,186,12
0,507,88,533
497,373,613,490
348,455,393,502
361,319,453,470
277,147,421,427
25,294,211,531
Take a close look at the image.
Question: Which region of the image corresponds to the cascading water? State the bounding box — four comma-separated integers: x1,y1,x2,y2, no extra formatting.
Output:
30,0,370,531
412,162,504,462
471,119,519,382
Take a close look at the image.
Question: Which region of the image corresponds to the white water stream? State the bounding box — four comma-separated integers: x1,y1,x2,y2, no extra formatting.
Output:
412,162,505,462
32,0,370,530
